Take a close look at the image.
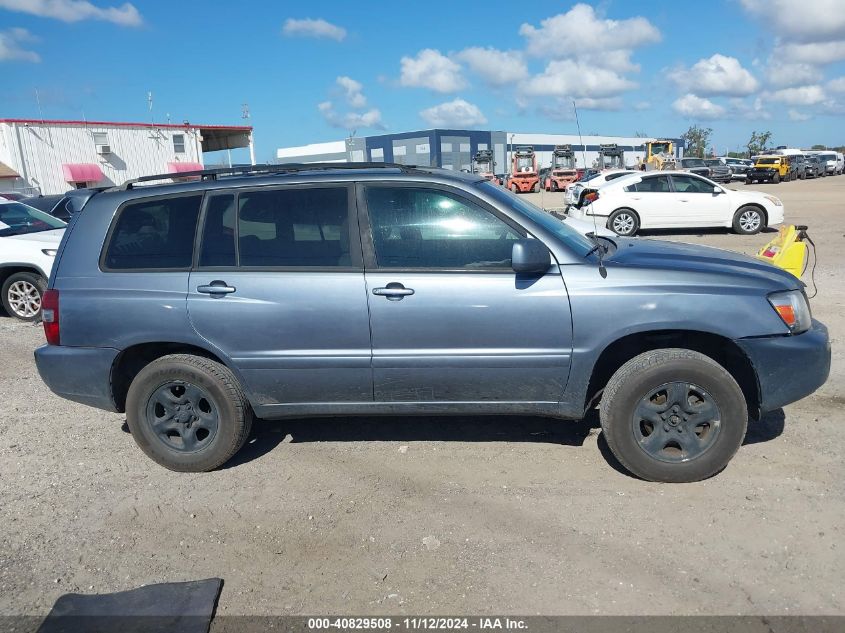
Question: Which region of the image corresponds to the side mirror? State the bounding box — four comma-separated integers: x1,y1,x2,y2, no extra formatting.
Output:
713,185,723,194
512,239,551,274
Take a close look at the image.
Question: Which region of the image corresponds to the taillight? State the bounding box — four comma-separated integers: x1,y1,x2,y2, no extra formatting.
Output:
42,289,60,345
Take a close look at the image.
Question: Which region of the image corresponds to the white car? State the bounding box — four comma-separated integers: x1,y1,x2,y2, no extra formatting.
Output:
567,171,784,237
0,201,66,320
564,169,636,206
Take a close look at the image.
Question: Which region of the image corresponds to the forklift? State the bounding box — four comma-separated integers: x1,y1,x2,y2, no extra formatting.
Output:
472,149,500,185
506,146,539,193
544,145,579,191
597,143,626,171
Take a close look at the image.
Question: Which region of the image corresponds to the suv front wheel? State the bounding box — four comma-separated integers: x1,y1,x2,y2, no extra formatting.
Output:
599,349,748,483
126,354,253,472
2,272,46,321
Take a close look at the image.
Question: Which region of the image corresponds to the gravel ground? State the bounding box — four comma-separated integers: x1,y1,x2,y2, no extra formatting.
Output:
0,176,842,618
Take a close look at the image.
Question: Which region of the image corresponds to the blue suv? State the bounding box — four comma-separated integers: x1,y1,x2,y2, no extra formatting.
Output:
35,163,830,482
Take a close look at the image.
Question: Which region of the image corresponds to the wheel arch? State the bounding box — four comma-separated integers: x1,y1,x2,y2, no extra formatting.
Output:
585,329,760,419
110,341,243,413
0,263,48,287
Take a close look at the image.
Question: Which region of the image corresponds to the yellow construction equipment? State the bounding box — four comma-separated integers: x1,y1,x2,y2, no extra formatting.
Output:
756,224,809,278
641,139,677,171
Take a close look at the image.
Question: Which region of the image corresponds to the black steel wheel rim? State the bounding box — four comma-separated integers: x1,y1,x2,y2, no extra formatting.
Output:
144,381,219,453
632,381,722,463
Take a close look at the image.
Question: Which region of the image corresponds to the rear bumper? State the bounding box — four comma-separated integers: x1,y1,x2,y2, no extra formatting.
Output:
738,319,831,414
34,345,120,412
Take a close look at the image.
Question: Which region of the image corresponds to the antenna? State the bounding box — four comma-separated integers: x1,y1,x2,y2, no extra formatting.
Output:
241,103,250,119
573,99,607,279
35,88,45,123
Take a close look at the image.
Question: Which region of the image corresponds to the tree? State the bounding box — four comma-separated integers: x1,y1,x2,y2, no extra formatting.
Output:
681,125,713,158
634,130,649,138
811,144,827,150
747,130,772,157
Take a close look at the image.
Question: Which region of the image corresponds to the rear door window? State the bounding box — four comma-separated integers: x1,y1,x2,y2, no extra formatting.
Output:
624,175,671,192
237,187,351,267
103,194,202,270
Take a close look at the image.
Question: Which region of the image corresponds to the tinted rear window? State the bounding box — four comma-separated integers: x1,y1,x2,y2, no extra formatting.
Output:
104,195,202,270
237,187,350,267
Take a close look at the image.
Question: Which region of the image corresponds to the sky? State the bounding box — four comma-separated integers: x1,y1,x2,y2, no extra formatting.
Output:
2,0,845,162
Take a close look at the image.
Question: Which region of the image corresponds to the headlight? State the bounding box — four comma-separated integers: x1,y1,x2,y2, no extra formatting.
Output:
763,195,782,206
768,290,811,334
41,248,57,257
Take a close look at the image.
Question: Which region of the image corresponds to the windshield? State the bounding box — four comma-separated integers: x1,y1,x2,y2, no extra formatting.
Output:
819,153,836,161
683,158,706,167
0,202,66,237
515,156,534,172
757,158,780,165
650,142,671,154
477,181,595,257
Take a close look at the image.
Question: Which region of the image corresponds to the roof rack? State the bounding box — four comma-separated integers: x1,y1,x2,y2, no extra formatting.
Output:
119,162,421,190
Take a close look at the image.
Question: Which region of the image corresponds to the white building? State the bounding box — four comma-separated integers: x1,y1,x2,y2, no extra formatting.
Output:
277,129,685,173
0,118,255,195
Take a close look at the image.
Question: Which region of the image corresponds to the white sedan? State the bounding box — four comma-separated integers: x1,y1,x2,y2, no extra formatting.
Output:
567,171,784,236
563,169,637,206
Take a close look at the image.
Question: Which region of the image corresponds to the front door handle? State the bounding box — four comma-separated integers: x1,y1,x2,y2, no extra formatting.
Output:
372,282,415,301
197,281,236,295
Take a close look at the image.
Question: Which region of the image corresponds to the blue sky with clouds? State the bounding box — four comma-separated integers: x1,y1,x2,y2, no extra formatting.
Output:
2,0,845,161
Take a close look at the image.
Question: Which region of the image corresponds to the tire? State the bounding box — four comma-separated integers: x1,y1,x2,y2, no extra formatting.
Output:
125,354,253,472
745,178,752,185
1,272,46,322
533,182,540,193
511,184,519,194
607,208,639,236
551,181,559,192
732,205,764,235
772,173,780,184
599,349,748,483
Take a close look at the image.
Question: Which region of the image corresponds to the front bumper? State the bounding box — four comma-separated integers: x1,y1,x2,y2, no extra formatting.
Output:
738,319,831,414
35,345,120,412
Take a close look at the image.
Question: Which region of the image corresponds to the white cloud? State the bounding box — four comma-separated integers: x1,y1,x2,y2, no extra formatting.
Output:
767,62,823,88
788,109,811,121
767,85,826,105
400,49,466,93
669,54,759,96
0,0,141,26
519,4,660,58
522,59,636,98
0,27,39,62
455,47,526,86
828,77,845,92
318,101,383,131
740,0,845,44
782,41,845,64
672,94,727,119
319,78,382,131
282,17,346,41
419,99,487,127
729,97,771,120
336,76,366,108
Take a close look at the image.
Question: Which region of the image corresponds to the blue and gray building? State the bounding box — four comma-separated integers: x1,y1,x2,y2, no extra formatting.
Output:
277,129,685,174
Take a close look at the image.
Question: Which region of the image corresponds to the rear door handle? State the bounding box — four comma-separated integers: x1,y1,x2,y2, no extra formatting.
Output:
197,281,236,295
372,282,415,301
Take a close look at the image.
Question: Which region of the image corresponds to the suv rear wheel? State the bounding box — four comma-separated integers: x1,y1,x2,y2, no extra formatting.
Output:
599,349,747,483
125,354,253,472
2,272,46,321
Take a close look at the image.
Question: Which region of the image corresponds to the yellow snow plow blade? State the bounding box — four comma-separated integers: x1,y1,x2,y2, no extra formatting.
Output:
756,225,807,278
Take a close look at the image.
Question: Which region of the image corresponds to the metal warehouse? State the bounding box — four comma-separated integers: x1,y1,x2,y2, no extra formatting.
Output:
277,129,685,173
0,118,255,196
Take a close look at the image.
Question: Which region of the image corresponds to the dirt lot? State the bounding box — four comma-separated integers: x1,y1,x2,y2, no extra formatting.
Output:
1,176,843,618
